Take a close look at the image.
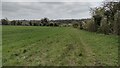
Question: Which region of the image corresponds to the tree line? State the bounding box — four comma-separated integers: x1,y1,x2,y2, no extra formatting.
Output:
1,18,60,27
73,1,120,35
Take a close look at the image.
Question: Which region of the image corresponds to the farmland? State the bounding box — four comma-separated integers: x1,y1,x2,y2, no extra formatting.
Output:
2,26,118,66
0,25,2,67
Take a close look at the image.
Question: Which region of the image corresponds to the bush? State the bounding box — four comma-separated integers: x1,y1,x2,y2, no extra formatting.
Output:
60,24,67,27
10,20,16,25
98,17,110,35
84,19,97,32
39,23,43,26
17,21,22,25
33,23,38,26
79,23,83,29
29,21,32,26
68,24,72,27
113,11,120,35
41,18,49,26
82,21,87,30
49,23,54,26
93,14,102,26
72,23,79,28
54,23,59,27
1,19,9,25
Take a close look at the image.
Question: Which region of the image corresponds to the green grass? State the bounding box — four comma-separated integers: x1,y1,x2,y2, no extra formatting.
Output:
0,25,2,67
2,26,118,66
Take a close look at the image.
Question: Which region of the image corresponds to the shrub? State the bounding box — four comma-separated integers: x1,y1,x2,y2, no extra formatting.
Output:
79,22,83,29
72,23,79,28
113,11,120,35
68,24,72,27
39,23,43,26
1,19,9,25
93,14,102,26
54,23,59,27
46,24,49,26
82,21,87,30
41,18,49,26
85,19,97,32
61,24,67,27
29,21,32,26
10,20,16,25
33,23,38,26
49,23,53,26
98,17,110,35
17,21,22,25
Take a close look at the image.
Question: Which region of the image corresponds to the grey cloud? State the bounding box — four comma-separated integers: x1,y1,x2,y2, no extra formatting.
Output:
3,0,104,2
2,2,102,20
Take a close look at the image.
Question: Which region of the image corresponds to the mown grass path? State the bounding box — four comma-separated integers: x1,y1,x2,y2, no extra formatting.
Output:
2,26,118,66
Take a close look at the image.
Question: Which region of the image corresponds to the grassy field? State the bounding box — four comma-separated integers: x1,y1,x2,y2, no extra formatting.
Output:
0,25,2,67
2,26,118,66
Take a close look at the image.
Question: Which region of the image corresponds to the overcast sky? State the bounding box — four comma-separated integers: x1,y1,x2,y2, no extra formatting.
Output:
2,0,106,20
